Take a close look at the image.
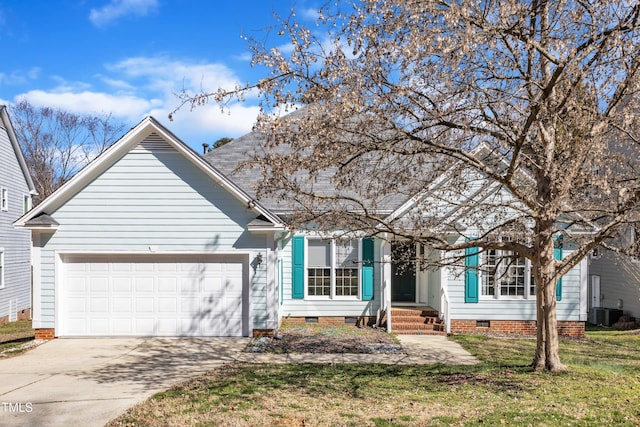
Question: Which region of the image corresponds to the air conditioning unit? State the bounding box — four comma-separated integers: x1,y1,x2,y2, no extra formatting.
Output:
588,307,623,326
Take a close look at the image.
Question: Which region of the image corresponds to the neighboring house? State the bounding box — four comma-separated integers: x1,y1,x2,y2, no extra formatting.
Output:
16,116,588,339
0,106,37,323
588,248,640,325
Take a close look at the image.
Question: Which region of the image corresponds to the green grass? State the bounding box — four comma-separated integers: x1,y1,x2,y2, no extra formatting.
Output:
0,320,35,354
109,330,640,426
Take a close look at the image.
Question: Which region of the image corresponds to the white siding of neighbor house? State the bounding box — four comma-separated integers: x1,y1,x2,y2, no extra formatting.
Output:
589,251,640,319
35,141,270,330
0,125,31,320
279,234,382,318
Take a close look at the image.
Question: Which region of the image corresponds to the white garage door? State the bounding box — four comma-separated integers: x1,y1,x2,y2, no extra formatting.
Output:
60,254,248,337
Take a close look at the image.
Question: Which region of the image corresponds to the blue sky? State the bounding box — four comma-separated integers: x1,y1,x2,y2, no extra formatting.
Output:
0,0,320,151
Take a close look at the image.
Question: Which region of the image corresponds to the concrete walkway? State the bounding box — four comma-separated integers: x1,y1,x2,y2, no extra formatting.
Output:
0,335,477,427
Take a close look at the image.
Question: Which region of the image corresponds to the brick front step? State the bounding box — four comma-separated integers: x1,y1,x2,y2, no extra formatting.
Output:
391,308,439,317
394,330,448,335
391,318,443,330
388,307,446,335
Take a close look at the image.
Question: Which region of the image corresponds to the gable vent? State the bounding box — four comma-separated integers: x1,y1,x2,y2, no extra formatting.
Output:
131,133,176,153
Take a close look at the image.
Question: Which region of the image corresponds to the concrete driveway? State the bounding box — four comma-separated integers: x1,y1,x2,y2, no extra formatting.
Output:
0,337,248,427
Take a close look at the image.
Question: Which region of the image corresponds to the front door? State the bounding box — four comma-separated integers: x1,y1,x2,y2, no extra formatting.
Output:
391,242,416,302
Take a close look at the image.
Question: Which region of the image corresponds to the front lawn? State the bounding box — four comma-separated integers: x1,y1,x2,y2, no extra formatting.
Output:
110,330,640,426
0,320,35,355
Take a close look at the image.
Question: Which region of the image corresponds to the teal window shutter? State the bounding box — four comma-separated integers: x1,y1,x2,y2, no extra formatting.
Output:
465,245,479,303
292,235,305,299
361,237,374,301
554,239,563,302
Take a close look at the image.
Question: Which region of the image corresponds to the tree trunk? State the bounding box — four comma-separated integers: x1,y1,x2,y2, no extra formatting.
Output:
532,236,566,372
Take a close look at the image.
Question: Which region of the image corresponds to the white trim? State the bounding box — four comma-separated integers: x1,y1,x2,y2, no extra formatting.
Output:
303,236,363,301
54,249,253,256
381,240,392,332
580,259,589,321
385,173,450,223
54,251,64,337
440,263,450,333
22,193,32,214
14,117,284,229
266,234,278,330
0,106,37,194
31,234,41,328
479,249,533,300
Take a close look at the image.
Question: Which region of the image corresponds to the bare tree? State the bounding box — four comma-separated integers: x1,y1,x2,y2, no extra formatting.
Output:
11,100,128,203
174,1,640,371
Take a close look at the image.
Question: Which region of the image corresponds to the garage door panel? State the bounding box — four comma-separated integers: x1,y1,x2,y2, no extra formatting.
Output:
136,298,154,312
61,255,247,337
135,318,155,335
89,263,109,273
111,318,133,334
180,277,199,292
158,298,177,313
112,278,132,292
90,318,109,334
90,278,109,292
112,263,132,273
134,263,154,272
66,319,87,335
158,277,178,292
90,297,109,312
135,278,154,292
67,298,86,312
157,318,178,335
112,298,132,312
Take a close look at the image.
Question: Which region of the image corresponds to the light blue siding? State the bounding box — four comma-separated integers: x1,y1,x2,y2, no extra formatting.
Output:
280,235,382,318
36,145,270,330
0,125,32,321
448,241,585,322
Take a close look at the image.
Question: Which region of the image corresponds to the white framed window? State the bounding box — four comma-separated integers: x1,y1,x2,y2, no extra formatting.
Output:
481,249,533,299
306,238,360,299
23,194,32,213
1,188,7,211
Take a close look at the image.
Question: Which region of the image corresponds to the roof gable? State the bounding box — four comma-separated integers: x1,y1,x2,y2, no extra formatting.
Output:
15,116,283,228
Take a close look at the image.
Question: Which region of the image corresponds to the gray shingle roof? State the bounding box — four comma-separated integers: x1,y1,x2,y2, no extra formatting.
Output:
202,112,417,218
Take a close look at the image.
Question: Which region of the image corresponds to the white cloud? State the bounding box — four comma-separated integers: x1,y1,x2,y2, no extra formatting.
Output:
0,67,41,86
11,55,261,150
106,56,245,95
89,0,158,28
300,7,320,21
18,89,161,119
161,103,259,147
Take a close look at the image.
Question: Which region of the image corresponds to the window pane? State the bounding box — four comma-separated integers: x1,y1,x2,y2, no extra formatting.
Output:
308,268,331,296
482,250,497,296
530,275,536,297
500,255,526,296
335,239,358,267
308,240,331,267
335,268,359,296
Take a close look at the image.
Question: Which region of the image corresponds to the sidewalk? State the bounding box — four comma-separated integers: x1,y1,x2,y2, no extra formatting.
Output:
234,335,479,365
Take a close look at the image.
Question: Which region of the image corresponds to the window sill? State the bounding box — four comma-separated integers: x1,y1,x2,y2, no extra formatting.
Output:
303,296,362,301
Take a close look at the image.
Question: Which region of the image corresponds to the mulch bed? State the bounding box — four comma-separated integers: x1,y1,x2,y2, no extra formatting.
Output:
245,323,404,354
